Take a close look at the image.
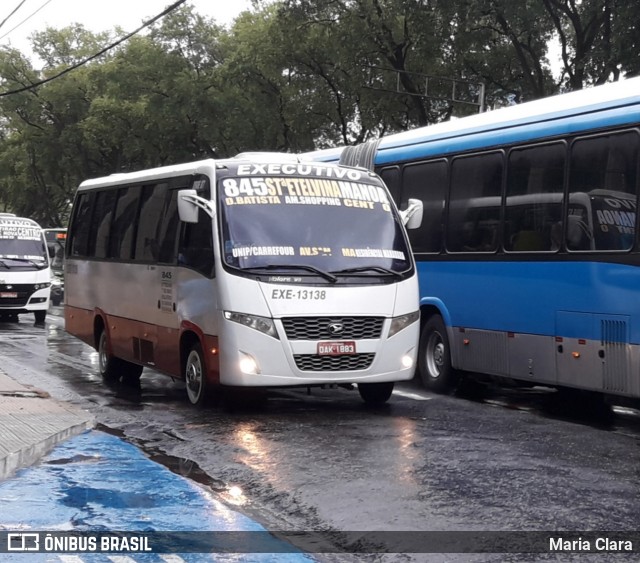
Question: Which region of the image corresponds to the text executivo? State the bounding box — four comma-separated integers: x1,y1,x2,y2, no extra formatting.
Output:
235,163,364,180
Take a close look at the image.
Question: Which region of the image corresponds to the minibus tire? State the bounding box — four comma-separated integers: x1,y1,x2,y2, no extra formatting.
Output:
358,381,394,405
120,362,143,383
185,343,208,407
418,315,459,393
34,310,46,324
97,329,142,382
98,329,121,382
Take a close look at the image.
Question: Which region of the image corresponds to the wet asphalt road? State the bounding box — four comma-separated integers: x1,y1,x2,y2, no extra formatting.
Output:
2,306,640,562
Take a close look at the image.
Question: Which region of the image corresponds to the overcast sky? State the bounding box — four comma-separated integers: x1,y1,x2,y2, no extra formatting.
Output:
0,0,252,61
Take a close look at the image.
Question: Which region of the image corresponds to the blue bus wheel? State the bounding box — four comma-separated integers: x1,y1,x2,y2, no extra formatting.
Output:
418,315,459,393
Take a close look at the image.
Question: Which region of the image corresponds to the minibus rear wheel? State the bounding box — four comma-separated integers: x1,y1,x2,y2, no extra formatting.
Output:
98,329,143,383
418,315,459,393
358,381,394,405
185,343,208,407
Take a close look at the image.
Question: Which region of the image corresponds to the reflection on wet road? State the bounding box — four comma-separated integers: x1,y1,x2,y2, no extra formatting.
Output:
2,307,640,560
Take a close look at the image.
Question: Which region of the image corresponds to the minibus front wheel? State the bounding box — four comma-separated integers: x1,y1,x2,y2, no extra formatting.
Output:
358,381,394,405
185,343,208,407
419,315,459,393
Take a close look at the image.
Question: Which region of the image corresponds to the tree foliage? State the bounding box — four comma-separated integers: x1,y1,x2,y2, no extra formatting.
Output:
0,0,638,225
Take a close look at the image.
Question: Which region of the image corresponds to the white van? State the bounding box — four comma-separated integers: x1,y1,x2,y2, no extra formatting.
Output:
0,213,51,323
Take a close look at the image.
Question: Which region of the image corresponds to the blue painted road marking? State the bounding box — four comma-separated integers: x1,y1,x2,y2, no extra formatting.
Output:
0,430,315,562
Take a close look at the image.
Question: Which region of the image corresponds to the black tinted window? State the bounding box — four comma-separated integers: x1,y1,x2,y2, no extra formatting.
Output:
505,143,565,252
90,190,118,259
158,190,180,264
568,131,639,251
378,166,401,203
135,183,169,262
178,180,213,275
68,192,94,257
447,152,503,252
402,160,447,253
109,186,141,260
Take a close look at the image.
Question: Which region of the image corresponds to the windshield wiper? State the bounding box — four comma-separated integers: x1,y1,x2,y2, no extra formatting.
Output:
331,266,403,278
240,264,338,283
6,257,45,268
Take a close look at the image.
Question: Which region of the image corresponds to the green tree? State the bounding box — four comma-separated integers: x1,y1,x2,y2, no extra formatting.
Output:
2,0,639,227
448,0,556,103
0,43,95,225
541,0,640,89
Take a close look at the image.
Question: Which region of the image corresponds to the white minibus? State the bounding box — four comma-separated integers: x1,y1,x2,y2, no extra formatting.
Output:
0,213,51,323
65,155,422,406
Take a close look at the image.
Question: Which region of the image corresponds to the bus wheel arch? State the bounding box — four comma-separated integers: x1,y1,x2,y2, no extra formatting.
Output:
418,309,459,394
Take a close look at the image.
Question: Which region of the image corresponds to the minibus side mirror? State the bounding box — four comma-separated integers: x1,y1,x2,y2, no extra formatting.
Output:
401,198,424,229
178,189,199,223
178,189,216,223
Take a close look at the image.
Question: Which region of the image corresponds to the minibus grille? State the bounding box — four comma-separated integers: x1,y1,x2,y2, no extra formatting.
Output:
293,353,375,371
0,284,34,307
282,317,384,340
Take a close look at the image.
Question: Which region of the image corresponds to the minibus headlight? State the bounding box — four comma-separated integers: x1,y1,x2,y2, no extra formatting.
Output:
34,282,51,290
401,354,414,369
224,311,279,339
239,352,260,375
388,311,420,338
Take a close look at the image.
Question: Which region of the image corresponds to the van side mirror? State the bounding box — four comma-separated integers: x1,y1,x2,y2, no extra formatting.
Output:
178,189,199,223
400,198,424,229
178,189,216,223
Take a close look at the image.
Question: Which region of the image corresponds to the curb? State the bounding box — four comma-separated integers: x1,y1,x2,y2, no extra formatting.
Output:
0,369,94,481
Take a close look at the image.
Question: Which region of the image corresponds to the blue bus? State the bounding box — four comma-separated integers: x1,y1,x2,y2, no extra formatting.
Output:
304,76,640,402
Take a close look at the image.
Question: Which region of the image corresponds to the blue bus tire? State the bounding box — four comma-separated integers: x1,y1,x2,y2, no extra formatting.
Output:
418,315,459,394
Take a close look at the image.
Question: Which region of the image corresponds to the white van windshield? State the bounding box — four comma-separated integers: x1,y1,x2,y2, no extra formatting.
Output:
218,172,411,280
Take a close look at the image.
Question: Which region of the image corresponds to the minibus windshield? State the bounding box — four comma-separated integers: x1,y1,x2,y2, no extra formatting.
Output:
218,173,412,278
0,220,48,267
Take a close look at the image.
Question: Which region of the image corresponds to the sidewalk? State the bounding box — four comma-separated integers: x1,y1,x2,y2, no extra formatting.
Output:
0,368,315,561
0,368,93,480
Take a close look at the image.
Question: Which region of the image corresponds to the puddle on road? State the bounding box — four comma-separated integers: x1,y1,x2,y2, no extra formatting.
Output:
96,423,227,495
45,454,102,465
